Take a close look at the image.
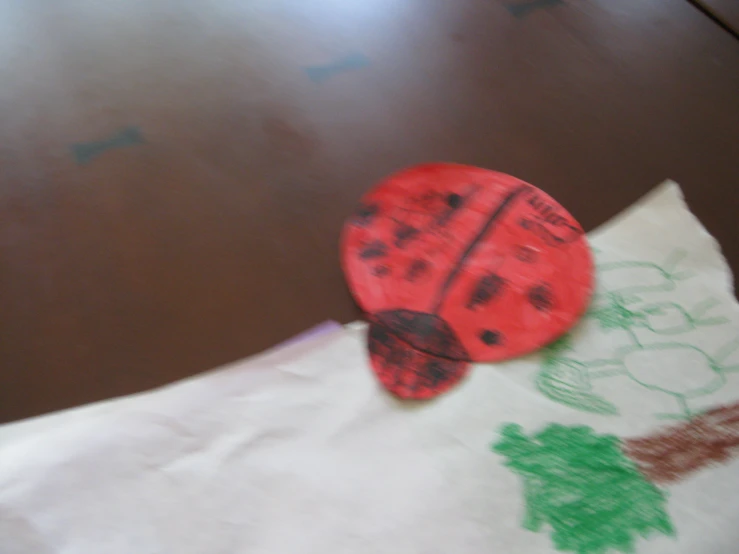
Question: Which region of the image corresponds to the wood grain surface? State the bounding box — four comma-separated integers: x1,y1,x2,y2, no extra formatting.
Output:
0,0,737,422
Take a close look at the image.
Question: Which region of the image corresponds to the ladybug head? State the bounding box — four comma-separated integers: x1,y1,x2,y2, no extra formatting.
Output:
372,309,470,361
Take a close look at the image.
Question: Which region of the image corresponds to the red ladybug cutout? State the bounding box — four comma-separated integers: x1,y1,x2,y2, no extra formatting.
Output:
341,163,594,399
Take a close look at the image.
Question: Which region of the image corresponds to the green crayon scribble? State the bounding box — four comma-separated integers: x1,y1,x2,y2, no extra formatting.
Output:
537,335,620,415
493,423,675,554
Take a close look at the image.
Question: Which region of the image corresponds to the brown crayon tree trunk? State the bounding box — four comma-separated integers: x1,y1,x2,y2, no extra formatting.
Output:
624,403,739,484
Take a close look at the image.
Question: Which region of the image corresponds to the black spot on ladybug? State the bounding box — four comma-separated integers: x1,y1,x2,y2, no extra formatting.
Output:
466,273,506,310
479,329,502,346
359,240,388,260
514,245,538,263
405,259,429,282
394,223,420,248
528,284,554,311
446,192,463,209
352,202,379,227
373,265,391,277
353,203,380,223
436,191,469,227
422,359,454,387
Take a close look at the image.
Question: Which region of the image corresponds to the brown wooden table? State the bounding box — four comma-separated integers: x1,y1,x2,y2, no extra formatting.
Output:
694,0,739,35
0,0,737,422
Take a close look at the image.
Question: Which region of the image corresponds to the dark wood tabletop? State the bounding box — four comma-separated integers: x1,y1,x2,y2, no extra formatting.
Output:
694,0,739,34
0,0,737,423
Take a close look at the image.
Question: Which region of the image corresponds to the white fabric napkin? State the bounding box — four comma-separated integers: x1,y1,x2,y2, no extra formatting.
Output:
1,182,737,554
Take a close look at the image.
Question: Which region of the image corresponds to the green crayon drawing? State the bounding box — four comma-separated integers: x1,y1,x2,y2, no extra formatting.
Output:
596,249,693,300
539,337,739,419
537,336,620,415
536,250,735,419
589,294,729,338
493,423,674,554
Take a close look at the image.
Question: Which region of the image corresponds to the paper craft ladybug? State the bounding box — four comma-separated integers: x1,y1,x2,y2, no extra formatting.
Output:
341,164,594,400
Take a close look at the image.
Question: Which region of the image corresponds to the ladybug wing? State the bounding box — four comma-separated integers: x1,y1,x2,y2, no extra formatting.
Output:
438,186,594,361
341,164,513,317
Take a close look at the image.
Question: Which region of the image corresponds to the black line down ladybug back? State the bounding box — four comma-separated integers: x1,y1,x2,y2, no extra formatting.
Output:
341,163,594,399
